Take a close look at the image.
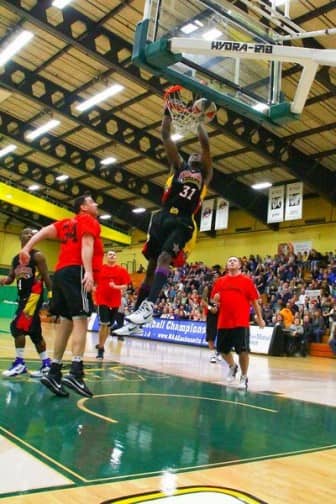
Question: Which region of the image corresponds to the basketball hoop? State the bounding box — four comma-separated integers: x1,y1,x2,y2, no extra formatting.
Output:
164,85,200,135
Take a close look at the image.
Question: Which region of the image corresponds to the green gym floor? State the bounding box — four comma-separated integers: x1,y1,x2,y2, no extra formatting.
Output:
1,357,336,496
1,318,336,502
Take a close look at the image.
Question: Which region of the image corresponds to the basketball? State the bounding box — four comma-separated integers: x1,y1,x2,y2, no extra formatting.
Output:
192,98,217,123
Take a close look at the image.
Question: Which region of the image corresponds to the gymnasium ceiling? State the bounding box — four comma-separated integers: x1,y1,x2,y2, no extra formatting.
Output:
0,0,335,244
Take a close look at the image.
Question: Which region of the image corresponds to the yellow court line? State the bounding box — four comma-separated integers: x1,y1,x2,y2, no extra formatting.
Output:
112,485,265,504
0,426,87,482
84,392,278,413
77,397,119,423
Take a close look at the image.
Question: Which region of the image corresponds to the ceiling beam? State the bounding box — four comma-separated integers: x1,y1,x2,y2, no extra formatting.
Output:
2,0,334,219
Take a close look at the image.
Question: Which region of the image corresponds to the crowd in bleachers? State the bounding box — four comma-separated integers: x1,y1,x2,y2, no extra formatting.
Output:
127,249,336,355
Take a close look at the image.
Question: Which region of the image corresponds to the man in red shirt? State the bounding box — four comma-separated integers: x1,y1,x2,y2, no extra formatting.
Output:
19,193,103,398
95,250,131,359
211,256,265,390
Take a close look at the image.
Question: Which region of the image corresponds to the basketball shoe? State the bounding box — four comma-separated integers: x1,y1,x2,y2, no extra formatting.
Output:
227,364,238,383
209,353,217,363
41,362,69,397
3,358,27,377
238,375,248,390
30,358,51,378
96,347,104,360
62,361,93,398
113,322,139,336
126,300,154,325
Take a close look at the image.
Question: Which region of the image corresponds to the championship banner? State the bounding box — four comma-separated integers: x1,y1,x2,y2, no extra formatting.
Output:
215,198,229,230
142,318,207,347
267,185,284,223
200,198,214,232
285,182,303,221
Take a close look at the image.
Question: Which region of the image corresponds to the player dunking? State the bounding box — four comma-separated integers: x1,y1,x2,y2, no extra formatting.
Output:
114,106,212,336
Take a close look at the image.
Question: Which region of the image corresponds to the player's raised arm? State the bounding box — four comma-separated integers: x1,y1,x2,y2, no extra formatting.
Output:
161,112,183,171
197,122,213,186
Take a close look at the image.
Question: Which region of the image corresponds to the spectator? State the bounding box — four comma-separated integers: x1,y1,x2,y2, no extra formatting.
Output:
287,314,303,356
311,309,325,343
279,301,295,328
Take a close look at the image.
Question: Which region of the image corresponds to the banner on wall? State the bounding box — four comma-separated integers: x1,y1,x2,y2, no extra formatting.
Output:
200,198,215,232
285,182,303,221
292,241,312,255
267,185,284,223
215,198,229,230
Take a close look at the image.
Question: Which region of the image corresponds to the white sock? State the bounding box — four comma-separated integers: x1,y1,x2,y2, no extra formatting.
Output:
16,348,25,359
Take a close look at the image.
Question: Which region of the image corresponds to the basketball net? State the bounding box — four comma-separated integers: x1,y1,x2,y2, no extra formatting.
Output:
164,85,200,135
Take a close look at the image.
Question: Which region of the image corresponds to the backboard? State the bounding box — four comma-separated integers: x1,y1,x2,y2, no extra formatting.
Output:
133,0,336,125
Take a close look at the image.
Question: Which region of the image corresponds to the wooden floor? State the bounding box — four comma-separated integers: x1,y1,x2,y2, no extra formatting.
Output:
0,320,335,504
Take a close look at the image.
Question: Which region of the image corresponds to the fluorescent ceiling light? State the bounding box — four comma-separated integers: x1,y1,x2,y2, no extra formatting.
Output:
28,184,40,191
76,84,124,112
171,133,183,142
26,119,61,140
252,182,272,190
0,31,34,67
56,174,69,182
253,103,269,113
101,156,117,165
181,23,199,34
132,208,146,214
194,20,204,27
202,28,222,41
0,144,17,157
52,0,73,8
100,214,112,220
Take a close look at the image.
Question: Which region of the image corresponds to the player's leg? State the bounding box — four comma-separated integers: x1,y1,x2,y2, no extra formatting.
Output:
96,305,110,359
127,216,191,325
235,328,250,390
217,329,238,382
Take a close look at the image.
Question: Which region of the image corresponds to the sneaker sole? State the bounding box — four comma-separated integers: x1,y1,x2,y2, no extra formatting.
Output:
41,376,69,397
125,316,153,325
2,370,28,377
31,369,50,378
62,377,93,398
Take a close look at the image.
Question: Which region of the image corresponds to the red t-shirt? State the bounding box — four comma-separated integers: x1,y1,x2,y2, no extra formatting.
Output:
95,264,131,308
211,274,259,329
53,213,103,279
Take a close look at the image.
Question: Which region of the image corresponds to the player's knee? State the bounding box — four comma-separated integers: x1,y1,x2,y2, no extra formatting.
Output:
30,332,44,346
10,320,21,338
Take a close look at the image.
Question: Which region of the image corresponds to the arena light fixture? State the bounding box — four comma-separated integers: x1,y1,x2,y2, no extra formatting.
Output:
100,214,112,220
0,144,17,158
26,119,61,140
56,174,69,182
181,23,199,34
101,156,117,165
171,133,183,142
0,31,34,67
252,182,272,190
28,184,40,191
132,208,146,214
52,0,73,8
76,84,124,112
202,28,222,41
